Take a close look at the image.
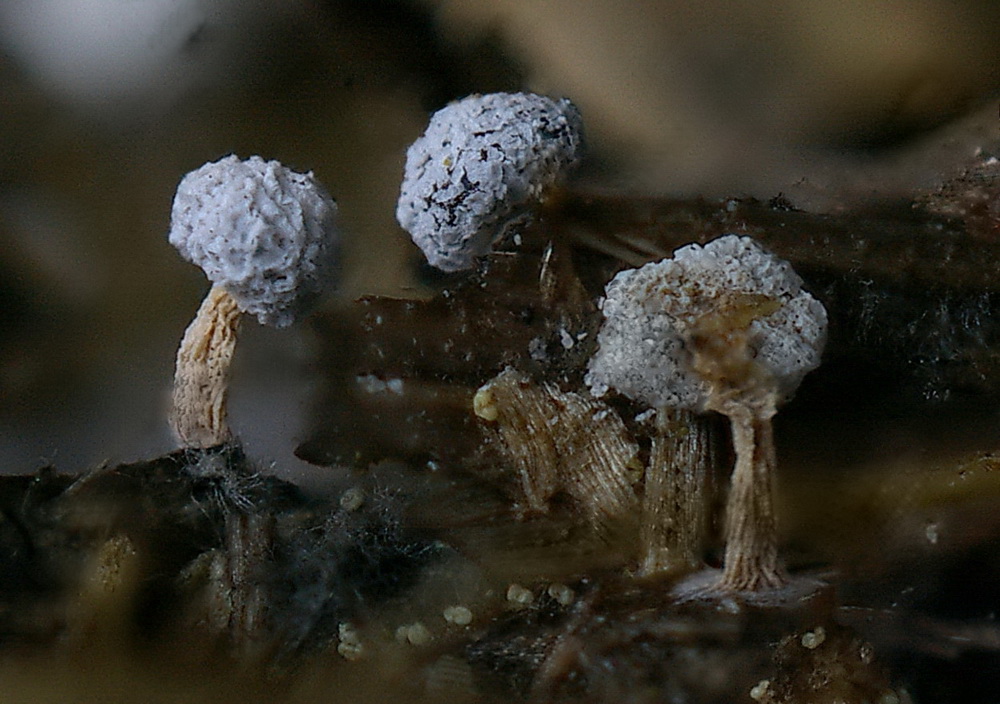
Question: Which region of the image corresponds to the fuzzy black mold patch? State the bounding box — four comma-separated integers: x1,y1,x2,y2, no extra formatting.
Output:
267,486,442,656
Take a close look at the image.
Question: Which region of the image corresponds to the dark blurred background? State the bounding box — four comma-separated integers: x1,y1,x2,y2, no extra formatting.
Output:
1,0,998,479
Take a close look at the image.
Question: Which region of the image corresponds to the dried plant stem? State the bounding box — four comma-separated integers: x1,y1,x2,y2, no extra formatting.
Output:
639,409,713,575
719,411,786,591
170,286,242,448
475,368,640,535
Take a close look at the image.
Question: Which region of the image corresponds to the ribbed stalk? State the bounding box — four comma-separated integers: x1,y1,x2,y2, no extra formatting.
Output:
170,285,242,447
639,408,714,575
718,411,786,591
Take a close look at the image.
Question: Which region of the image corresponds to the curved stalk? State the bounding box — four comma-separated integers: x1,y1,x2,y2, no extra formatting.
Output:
170,285,242,448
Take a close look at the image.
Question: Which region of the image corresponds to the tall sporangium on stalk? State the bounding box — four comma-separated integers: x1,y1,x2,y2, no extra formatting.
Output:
167,154,340,448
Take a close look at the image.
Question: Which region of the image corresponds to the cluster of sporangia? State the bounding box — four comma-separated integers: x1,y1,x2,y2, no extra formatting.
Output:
167,92,827,595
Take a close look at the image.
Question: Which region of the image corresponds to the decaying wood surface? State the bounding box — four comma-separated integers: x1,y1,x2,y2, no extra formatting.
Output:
2,151,1000,703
